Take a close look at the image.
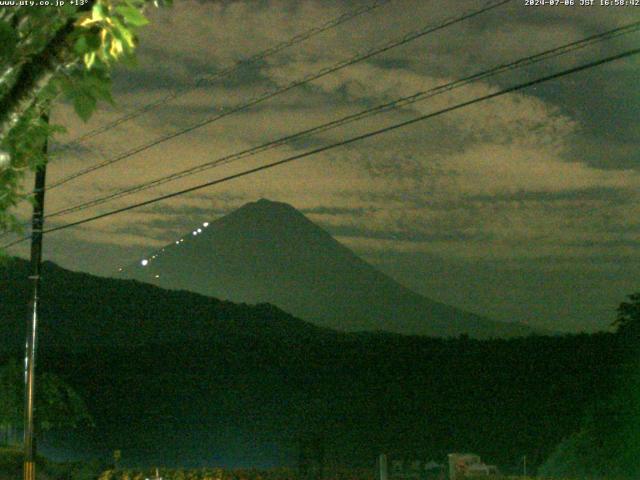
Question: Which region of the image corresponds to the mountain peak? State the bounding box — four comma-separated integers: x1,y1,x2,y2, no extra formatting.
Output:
222,198,321,239
255,198,288,207
118,200,539,338
235,198,301,217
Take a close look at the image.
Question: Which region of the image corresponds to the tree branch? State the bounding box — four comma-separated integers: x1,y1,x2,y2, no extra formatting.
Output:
0,18,77,143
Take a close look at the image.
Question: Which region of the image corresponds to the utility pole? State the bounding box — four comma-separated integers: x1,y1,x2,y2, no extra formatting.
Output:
23,114,48,480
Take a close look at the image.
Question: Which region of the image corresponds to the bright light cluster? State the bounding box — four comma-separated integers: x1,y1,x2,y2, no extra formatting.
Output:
123,220,212,274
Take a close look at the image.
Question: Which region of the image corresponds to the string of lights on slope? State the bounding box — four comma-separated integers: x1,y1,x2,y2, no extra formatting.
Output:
41,20,640,222
98,25,640,277
4,46,638,252
118,220,212,277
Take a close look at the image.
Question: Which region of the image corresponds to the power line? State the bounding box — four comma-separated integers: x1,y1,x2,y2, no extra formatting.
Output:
52,0,393,150
42,21,640,220
3,45,636,249
26,0,393,206
45,0,511,190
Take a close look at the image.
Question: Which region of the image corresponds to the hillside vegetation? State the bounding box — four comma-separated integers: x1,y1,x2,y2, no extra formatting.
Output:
0,258,636,476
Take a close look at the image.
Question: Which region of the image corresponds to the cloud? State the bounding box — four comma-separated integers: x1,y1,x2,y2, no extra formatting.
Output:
18,0,633,276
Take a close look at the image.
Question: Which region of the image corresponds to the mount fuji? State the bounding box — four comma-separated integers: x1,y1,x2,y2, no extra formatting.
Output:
117,199,537,338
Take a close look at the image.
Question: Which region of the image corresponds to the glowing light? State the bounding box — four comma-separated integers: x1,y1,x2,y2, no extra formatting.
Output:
192,231,197,236
141,259,149,266
176,241,179,245
180,239,184,242
203,222,209,227
118,268,123,272
155,274,160,279
197,228,202,233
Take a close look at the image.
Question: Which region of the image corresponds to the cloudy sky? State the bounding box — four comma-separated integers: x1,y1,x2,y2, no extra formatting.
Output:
7,0,640,332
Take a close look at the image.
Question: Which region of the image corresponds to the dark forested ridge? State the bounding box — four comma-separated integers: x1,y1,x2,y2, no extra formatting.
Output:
0,257,626,472
0,257,329,353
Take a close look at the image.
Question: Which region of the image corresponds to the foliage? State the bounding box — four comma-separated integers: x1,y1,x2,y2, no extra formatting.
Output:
539,365,640,479
0,0,169,235
538,430,599,479
0,361,21,443
613,292,640,340
539,294,640,480
1,445,110,480
0,359,93,445
0,259,633,473
0,445,24,478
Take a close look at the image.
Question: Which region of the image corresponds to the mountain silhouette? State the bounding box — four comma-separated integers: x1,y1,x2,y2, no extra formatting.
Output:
117,199,536,338
0,257,329,355
0,257,619,469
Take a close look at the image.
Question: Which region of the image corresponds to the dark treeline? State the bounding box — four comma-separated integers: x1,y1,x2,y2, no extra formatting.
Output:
0,258,634,474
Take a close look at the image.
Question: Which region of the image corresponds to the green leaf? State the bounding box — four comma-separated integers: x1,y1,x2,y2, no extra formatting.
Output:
92,3,108,21
82,69,115,105
72,91,97,122
114,4,149,27
74,35,89,55
111,17,135,48
84,51,97,69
